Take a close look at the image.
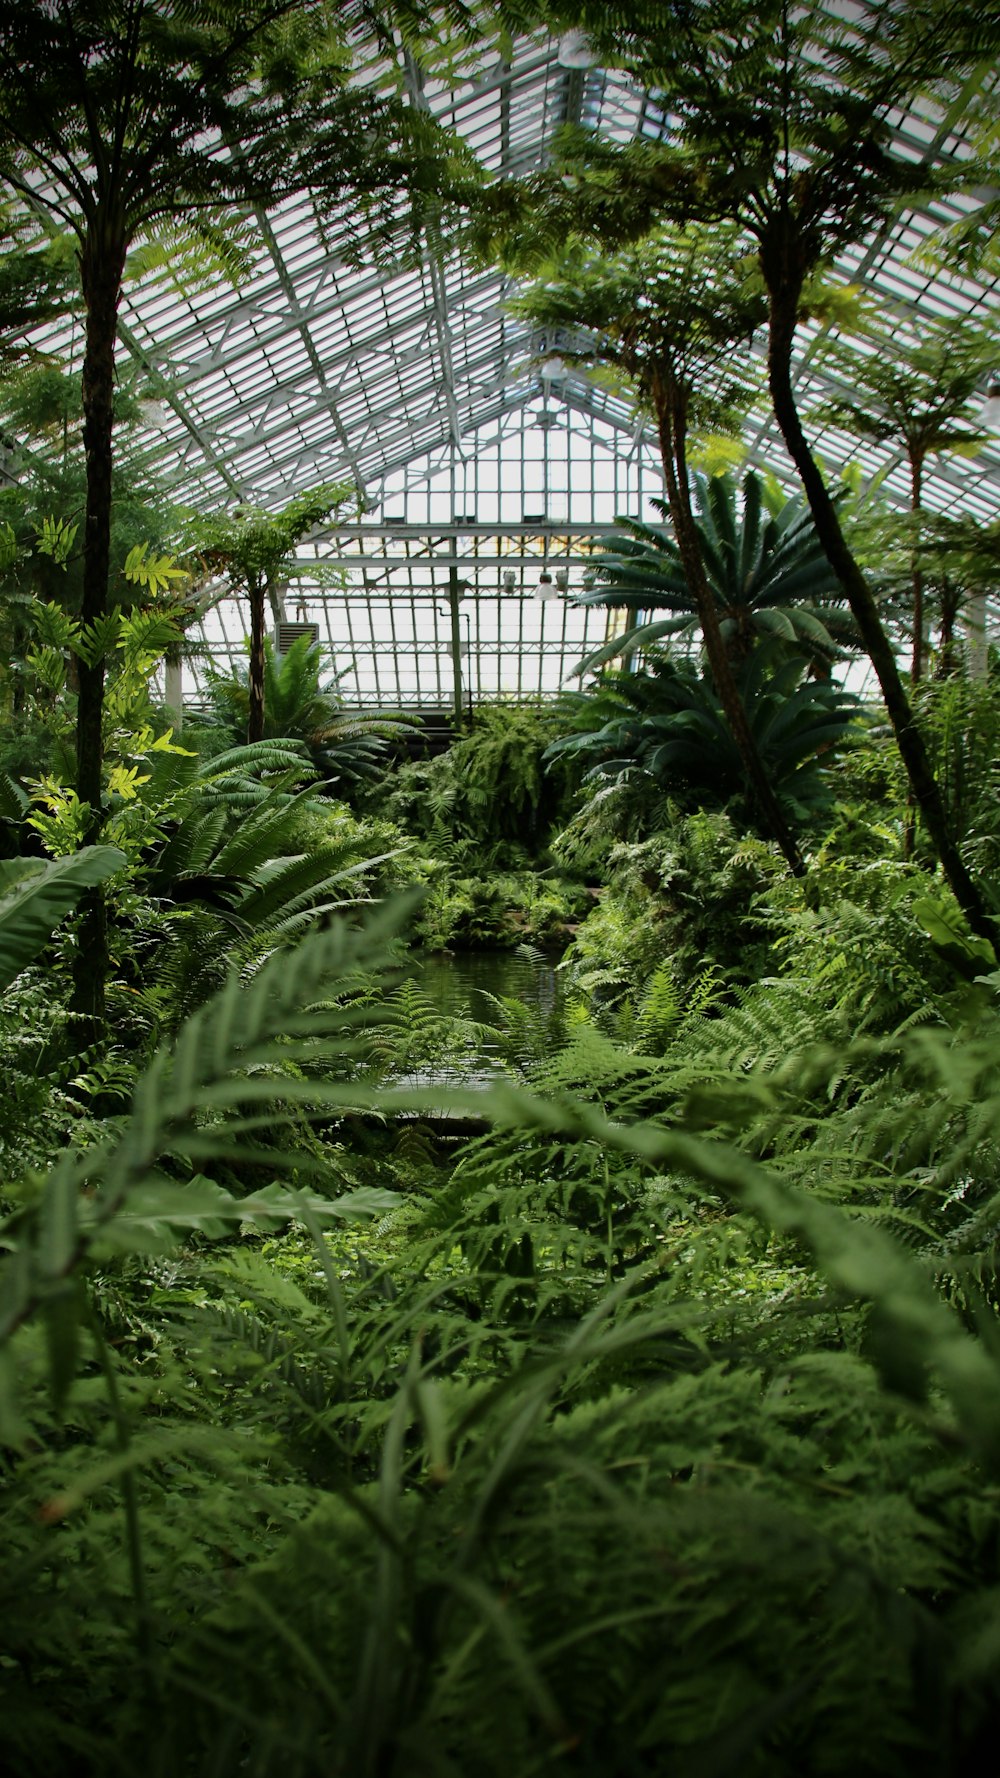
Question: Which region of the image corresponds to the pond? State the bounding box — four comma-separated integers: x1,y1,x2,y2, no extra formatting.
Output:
383,948,566,1109
412,946,564,1026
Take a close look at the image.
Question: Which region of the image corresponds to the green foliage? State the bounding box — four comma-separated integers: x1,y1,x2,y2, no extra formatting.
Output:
110,746,412,1031
911,673,1000,882
3,10,1000,1769
34,513,78,567
813,311,996,471
0,206,74,367
376,701,586,948
123,542,187,596
380,701,576,867
560,808,785,998
6,890,1000,1773
363,977,498,1080
486,2,984,265
192,486,354,596
199,634,411,790
0,846,125,992
0,6,480,263
412,866,588,951
551,644,862,828
575,469,857,673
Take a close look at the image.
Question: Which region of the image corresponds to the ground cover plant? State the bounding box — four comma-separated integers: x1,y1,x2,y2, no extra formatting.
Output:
376,700,589,949
4,887,1000,1777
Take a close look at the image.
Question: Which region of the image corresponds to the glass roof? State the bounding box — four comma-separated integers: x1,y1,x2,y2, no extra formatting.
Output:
11,9,1000,710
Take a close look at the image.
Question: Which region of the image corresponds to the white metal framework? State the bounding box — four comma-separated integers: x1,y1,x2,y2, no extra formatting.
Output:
15,9,1000,710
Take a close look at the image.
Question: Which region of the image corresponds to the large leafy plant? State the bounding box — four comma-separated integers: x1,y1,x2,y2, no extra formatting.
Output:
550,643,862,826
379,700,575,865
490,0,996,939
4,893,1000,1774
113,740,410,1031
576,469,857,674
0,846,125,993
199,634,411,792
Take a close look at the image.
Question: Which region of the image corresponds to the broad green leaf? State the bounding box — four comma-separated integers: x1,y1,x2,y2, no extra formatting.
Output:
86,1176,398,1256
912,895,997,976
38,1168,79,1276
0,1344,32,1449
0,844,126,991
41,1284,82,1414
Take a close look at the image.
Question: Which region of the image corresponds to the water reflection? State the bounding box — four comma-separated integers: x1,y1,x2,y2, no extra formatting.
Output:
413,947,562,1029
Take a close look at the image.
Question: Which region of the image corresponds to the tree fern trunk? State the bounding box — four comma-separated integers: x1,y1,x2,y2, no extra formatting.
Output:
910,450,925,684
72,224,127,1029
653,374,805,877
248,577,266,743
766,275,993,942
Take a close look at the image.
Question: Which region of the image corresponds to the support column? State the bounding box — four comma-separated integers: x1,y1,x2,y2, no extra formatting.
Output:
448,553,464,732
164,650,183,731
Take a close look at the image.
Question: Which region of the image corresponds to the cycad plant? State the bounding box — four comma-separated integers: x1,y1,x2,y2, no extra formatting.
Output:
200,636,411,792
550,642,861,827
577,469,857,675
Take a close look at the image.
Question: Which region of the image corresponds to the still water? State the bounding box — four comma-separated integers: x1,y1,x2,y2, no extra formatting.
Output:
412,947,563,1025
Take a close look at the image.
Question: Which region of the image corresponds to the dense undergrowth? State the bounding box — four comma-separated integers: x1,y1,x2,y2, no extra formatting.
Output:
2,667,1000,1776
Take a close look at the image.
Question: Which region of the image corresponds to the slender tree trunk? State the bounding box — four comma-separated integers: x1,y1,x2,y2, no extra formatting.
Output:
652,372,805,877
248,576,266,743
937,577,959,678
72,223,128,1029
910,450,925,683
901,450,925,857
765,273,994,944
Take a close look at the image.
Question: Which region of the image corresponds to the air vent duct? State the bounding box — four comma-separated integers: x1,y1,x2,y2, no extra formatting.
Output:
273,621,320,654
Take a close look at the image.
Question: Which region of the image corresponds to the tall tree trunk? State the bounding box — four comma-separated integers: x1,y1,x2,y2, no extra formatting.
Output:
902,449,925,857
72,224,127,1029
248,576,266,743
652,372,805,877
765,273,994,944
910,449,925,684
937,576,960,678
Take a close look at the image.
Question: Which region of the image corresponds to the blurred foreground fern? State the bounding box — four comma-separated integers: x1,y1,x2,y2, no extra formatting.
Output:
3,899,1000,1775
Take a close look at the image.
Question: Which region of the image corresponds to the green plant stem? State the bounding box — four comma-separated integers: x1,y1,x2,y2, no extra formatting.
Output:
86,1297,160,1706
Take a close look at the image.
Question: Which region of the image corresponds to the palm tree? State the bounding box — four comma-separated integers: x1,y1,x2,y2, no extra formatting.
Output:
497,0,997,943
190,487,352,745
814,315,996,682
576,469,858,676
512,227,809,876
